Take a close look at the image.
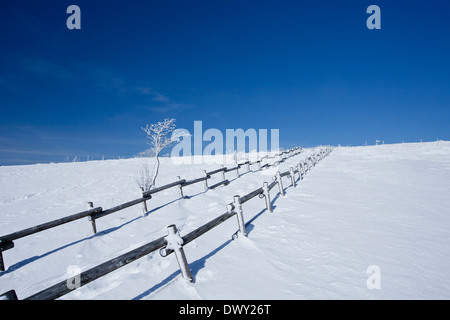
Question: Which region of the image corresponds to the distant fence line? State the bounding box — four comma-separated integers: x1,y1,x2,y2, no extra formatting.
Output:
1,147,332,300
0,147,303,272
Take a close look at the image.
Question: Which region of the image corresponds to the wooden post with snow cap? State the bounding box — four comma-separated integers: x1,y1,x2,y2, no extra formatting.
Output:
297,163,303,181
140,187,148,216
276,171,285,196
177,176,185,199
262,181,272,213
203,170,209,191
234,151,240,178
289,167,296,187
221,165,226,181
164,224,193,282
87,202,97,234
233,196,247,237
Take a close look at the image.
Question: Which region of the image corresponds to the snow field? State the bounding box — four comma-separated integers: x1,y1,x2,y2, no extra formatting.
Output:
0,148,314,299
1,142,450,299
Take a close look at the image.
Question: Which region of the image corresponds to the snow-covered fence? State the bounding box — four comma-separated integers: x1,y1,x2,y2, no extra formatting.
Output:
1,147,332,300
0,147,304,272
0,206,103,272
24,235,168,300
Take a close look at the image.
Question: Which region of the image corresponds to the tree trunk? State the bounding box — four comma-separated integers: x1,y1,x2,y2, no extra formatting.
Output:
151,154,160,189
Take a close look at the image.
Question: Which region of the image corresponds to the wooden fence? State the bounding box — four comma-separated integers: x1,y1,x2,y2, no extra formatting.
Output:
0,147,302,272
0,147,332,300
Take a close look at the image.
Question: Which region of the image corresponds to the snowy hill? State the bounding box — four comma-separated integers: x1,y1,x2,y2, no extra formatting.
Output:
1,141,450,300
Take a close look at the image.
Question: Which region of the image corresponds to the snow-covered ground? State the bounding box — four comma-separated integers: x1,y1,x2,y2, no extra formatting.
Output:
1,141,450,300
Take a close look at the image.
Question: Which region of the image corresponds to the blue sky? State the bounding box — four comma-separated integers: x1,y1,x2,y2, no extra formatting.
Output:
1,0,449,165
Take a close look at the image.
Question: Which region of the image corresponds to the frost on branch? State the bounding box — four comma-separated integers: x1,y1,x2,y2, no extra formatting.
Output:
137,118,188,191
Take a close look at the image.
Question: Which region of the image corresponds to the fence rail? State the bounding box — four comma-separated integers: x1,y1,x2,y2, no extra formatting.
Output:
25,236,168,300
0,206,103,244
143,178,187,196
0,146,333,299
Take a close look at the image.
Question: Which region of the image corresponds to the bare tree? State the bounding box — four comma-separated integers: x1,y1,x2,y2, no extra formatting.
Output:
136,160,153,192
139,118,186,190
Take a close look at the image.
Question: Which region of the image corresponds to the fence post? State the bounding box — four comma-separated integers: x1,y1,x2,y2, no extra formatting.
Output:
289,167,296,187
87,202,97,234
297,163,303,181
233,196,247,237
177,176,185,199
276,171,285,196
0,240,14,272
0,290,18,300
140,187,148,216
203,170,209,191
262,182,272,213
221,165,226,181
165,225,193,282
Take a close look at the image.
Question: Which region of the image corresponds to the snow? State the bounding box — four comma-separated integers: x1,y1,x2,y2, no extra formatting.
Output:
1,141,450,300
